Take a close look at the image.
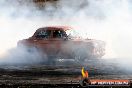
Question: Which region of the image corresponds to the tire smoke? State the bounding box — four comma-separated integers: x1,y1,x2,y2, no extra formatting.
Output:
0,0,132,71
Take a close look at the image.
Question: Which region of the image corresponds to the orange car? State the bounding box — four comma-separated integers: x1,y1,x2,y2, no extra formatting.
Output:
17,26,105,62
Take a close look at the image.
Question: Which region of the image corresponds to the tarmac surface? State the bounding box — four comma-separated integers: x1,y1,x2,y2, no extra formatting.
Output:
0,58,131,87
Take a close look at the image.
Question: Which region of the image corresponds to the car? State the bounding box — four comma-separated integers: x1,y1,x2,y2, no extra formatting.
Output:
17,26,105,63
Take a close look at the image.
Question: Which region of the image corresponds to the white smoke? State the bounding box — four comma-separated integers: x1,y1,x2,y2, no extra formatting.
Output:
0,46,46,65
0,0,132,68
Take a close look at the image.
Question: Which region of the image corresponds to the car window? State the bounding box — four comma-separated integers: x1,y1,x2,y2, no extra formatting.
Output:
35,30,51,39
53,30,67,38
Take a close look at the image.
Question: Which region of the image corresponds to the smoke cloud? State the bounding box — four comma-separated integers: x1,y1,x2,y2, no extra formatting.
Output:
0,0,132,70
0,46,46,65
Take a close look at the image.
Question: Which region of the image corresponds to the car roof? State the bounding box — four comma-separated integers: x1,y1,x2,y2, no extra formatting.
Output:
37,26,72,31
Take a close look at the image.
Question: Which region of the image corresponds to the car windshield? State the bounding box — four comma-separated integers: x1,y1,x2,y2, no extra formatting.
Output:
66,29,81,39
35,30,51,39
